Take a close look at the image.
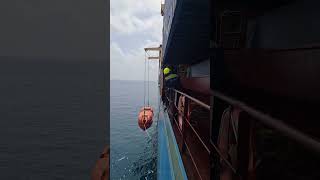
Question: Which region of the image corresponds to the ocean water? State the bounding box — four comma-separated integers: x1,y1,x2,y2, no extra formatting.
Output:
110,80,159,180
0,59,108,179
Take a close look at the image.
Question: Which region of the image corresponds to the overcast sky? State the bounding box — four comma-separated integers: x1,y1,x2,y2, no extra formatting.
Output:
110,0,162,81
0,0,161,80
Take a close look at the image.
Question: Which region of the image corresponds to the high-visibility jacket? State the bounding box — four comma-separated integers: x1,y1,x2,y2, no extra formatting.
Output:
164,73,178,81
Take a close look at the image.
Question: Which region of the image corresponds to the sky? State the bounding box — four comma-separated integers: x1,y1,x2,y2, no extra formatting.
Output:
110,0,163,81
0,0,162,80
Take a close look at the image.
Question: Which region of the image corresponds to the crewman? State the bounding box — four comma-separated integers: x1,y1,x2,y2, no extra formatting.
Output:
163,66,180,89
163,66,180,111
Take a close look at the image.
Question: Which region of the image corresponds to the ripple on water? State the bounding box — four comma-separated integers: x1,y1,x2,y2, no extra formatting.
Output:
111,80,158,179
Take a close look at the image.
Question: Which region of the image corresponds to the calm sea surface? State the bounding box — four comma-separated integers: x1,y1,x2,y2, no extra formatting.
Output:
110,80,159,180
0,59,108,179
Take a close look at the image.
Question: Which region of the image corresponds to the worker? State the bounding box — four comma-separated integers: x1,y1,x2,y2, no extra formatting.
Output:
163,66,180,111
163,66,180,89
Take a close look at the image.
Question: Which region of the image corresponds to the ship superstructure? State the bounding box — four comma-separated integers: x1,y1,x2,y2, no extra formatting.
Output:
156,0,320,180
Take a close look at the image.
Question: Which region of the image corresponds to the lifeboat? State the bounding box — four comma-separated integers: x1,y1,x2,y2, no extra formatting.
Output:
138,106,154,130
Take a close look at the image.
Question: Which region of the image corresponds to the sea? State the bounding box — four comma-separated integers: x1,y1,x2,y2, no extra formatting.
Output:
110,80,159,180
0,59,108,179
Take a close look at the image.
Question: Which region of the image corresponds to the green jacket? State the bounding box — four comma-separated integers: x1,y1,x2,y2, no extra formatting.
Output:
164,73,178,81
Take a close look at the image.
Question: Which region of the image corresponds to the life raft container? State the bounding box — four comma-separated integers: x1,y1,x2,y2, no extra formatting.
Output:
138,106,154,130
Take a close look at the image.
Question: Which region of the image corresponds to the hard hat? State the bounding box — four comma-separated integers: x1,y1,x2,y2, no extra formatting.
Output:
163,67,170,75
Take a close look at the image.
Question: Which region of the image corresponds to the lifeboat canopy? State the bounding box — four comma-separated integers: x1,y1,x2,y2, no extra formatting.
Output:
138,106,154,130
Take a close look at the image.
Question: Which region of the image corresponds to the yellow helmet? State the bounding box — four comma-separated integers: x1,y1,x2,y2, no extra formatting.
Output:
163,67,171,75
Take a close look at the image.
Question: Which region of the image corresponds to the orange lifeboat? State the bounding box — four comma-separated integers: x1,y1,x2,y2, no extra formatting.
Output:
138,106,154,130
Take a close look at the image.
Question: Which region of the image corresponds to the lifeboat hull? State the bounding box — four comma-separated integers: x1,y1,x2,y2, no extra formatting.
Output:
138,106,154,130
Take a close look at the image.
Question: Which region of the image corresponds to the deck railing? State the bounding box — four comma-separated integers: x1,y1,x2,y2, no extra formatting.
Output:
165,88,212,180
211,90,320,154
164,87,320,180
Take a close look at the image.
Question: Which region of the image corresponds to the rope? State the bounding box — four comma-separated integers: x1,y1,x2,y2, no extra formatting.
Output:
142,50,153,135
145,50,152,107
144,52,147,108
143,52,147,120
147,53,150,106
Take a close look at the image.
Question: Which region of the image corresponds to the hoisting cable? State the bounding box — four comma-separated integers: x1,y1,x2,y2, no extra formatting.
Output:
147,52,150,106
143,51,149,137
144,51,147,112
144,51,153,138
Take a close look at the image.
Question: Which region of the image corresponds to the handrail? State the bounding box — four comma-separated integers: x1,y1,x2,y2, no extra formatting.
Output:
184,119,211,154
164,88,239,177
174,89,210,110
166,90,211,153
184,141,204,180
212,90,320,154
165,88,320,177
165,94,203,179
